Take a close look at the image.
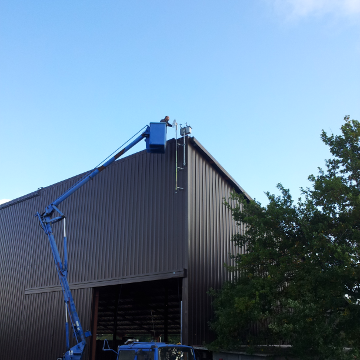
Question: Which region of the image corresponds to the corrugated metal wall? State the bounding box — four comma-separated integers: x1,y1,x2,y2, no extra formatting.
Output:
20,288,93,360
186,138,244,346
0,191,44,360
26,140,187,289
0,137,247,358
0,139,188,360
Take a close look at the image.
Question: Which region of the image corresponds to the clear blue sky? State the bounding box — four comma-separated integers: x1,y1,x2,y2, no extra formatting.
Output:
1,0,359,206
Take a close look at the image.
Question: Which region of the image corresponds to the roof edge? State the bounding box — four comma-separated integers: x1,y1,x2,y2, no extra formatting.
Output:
0,190,41,210
189,137,252,201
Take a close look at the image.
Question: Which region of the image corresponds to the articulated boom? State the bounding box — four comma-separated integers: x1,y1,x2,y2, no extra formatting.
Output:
36,122,167,360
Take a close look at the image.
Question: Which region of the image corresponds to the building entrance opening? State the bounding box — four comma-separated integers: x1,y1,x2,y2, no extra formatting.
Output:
93,278,183,360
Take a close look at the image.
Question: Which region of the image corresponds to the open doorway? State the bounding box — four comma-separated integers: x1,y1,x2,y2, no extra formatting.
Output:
92,278,183,360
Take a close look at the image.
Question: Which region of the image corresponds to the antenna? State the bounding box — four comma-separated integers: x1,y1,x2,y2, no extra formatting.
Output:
179,123,192,167
173,120,183,192
174,121,192,193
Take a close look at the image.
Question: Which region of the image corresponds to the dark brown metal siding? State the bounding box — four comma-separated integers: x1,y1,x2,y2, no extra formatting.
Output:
19,288,92,360
0,136,247,357
0,192,42,360
186,139,243,346
0,139,187,360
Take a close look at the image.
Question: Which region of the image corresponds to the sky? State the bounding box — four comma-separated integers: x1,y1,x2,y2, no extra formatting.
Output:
0,0,359,207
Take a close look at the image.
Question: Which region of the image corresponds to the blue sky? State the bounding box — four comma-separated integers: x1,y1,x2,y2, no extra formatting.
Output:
1,0,359,206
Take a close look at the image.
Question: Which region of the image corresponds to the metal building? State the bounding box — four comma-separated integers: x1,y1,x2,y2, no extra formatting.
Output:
0,137,250,360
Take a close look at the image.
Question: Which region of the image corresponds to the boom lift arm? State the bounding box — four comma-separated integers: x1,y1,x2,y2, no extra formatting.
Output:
35,122,167,360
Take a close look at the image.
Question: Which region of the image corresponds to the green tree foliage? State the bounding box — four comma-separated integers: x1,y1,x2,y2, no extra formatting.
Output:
209,119,360,359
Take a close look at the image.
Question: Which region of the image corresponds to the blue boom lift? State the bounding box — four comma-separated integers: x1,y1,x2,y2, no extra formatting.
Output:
36,122,170,360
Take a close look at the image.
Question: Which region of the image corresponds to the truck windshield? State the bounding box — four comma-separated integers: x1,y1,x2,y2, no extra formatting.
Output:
137,350,155,360
159,347,194,360
119,350,136,360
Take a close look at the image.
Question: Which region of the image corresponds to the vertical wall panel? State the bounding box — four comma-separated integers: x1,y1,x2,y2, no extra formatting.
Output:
19,288,92,360
186,138,245,346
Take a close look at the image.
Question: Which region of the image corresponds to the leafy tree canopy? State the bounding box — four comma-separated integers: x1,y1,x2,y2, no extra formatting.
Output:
209,119,360,359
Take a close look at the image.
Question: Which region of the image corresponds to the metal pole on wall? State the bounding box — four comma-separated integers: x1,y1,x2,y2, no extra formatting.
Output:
180,300,183,344
174,120,178,192
91,288,99,360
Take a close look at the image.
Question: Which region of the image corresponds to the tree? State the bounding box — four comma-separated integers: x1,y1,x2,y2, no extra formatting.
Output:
209,118,360,359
